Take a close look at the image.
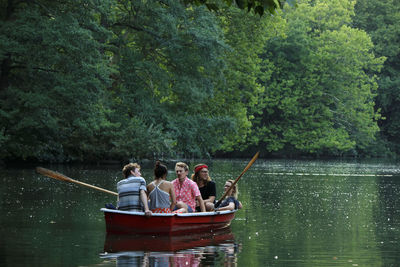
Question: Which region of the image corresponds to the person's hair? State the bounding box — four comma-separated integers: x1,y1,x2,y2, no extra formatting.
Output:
154,160,168,179
191,164,211,185
175,162,189,171
226,179,238,199
122,163,140,178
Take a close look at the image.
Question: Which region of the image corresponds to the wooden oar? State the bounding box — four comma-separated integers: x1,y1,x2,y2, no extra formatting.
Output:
36,167,118,196
215,151,259,208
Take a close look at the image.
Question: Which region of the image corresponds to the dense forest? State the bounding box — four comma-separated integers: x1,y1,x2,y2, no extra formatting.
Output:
0,0,399,163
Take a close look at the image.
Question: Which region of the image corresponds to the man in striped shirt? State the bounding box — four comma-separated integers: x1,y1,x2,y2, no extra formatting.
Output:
117,163,152,216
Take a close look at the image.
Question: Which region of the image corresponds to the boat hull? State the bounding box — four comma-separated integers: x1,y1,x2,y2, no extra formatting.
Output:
101,208,236,235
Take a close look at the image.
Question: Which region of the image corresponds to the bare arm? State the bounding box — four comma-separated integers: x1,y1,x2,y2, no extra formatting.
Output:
217,202,235,211
204,196,215,204
169,184,177,210
140,190,152,216
146,184,151,199
196,195,206,212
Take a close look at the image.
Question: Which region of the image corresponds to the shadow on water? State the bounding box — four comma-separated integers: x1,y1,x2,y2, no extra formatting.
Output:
100,228,241,266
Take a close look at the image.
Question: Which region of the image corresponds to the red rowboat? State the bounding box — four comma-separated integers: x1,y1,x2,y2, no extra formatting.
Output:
101,208,237,235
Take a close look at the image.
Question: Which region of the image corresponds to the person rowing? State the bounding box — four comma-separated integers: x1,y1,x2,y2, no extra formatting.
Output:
213,179,242,211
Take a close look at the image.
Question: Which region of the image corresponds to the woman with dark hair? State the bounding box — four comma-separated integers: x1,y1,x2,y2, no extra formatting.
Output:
214,179,242,211
147,161,176,213
192,164,216,211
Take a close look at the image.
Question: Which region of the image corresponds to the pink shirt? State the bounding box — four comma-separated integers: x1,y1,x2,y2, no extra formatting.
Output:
172,177,201,211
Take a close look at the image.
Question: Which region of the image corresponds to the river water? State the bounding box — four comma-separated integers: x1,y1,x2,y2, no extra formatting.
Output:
1,158,400,266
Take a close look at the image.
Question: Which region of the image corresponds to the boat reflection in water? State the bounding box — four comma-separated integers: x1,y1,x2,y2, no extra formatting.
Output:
100,228,240,266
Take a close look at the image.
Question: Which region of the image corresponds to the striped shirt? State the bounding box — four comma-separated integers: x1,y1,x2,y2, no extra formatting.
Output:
117,176,147,212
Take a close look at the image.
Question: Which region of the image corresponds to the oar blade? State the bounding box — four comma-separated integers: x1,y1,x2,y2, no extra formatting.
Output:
36,166,119,196
36,167,71,182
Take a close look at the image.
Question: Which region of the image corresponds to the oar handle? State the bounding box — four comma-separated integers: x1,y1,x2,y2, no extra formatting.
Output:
36,167,118,196
215,152,259,208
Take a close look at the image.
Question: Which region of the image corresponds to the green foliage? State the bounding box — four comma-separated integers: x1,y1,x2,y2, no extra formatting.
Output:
1,0,247,162
106,0,238,158
184,0,296,16
0,0,397,162
0,0,113,161
354,0,400,155
215,7,286,151
252,0,384,156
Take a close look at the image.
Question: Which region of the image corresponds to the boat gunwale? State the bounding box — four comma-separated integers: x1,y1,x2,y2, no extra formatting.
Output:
100,208,236,217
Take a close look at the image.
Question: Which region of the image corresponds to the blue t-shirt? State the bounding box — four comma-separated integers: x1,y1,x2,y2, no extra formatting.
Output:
220,196,240,210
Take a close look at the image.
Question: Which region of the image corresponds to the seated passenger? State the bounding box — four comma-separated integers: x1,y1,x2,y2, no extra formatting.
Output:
192,164,216,211
117,163,152,216
214,179,242,211
172,162,205,213
147,161,176,213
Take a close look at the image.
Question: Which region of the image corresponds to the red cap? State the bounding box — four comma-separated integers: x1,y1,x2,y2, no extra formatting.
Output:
194,165,208,173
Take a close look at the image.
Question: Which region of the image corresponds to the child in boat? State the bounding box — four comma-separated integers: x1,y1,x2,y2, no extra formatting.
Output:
214,179,242,211
147,161,176,213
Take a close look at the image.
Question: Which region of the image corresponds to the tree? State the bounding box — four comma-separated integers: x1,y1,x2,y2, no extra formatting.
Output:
185,0,296,16
353,0,400,155
103,0,239,158
0,0,113,161
252,0,384,156
1,0,289,162
215,7,286,151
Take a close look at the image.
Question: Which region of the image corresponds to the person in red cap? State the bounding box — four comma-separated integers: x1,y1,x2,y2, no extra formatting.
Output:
192,164,216,211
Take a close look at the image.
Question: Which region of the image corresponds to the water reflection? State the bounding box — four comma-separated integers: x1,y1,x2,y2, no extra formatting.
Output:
2,160,400,266
100,228,240,266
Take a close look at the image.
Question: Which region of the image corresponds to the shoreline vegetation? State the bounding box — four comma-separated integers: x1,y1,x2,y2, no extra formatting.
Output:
2,152,397,169
2,0,400,164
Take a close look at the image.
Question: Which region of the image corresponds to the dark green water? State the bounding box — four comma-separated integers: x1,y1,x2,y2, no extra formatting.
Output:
1,159,400,266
